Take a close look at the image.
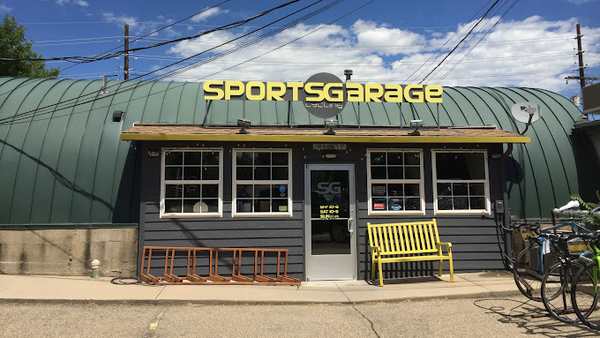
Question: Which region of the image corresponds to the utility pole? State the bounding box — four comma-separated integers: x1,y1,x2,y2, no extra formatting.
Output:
124,23,130,81
565,23,599,89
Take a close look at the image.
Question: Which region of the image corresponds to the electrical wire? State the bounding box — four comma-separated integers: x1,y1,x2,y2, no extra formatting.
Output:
0,0,246,63
435,0,521,84
0,0,342,125
181,0,375,83
59,1,230,73
418,0,502,84
403,0,498,83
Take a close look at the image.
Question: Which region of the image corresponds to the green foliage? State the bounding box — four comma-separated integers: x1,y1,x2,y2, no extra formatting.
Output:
0,15,60,78
570,191,600,229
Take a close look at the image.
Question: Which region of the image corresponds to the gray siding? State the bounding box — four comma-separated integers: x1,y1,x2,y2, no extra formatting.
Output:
139,141,507,281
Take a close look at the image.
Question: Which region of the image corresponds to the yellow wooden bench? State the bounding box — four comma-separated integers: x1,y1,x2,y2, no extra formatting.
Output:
368,219,454,286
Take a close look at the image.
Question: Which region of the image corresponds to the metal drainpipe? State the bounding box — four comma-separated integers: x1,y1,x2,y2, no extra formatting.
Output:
500,142,514,268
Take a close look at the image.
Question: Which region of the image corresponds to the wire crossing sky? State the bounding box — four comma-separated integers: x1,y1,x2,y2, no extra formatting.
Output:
2,0,600,97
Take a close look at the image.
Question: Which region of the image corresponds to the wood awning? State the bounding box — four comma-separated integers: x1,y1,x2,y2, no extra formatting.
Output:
121,124,530,144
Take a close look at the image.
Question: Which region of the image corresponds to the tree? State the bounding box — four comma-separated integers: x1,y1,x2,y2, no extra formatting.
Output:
0,15,60,78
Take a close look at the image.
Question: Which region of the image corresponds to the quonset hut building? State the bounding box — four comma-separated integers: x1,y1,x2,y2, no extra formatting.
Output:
0,73,593,281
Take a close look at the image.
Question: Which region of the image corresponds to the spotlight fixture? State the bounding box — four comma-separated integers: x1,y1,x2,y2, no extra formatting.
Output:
324,119,338,135
147,150,161,158
409,119,423,136
344,69,353,82
323,151,338,159
112,110,125,122
237,118,251,134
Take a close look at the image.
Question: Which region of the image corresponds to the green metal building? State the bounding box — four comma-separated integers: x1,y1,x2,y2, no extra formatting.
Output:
0,76,591,279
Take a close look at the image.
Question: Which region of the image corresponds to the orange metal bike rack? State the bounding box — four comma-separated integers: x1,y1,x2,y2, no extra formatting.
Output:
140,246,301,286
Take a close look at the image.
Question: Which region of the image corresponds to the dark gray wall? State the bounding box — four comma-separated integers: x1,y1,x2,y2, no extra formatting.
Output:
138,141,506,281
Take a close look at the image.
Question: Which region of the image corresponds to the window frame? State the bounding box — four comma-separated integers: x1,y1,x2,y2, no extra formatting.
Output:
431,149,491,215
160,147,223,218
366,148,426,215
232,148,293,218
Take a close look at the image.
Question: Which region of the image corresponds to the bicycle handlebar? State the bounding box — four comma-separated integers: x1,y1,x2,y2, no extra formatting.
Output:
554,200,581,213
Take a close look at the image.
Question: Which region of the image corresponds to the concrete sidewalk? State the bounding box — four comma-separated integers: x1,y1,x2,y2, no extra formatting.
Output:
0,271,520,304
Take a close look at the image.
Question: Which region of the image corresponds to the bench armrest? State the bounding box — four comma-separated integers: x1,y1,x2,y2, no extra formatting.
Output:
437,242,453,254
370,246,381,259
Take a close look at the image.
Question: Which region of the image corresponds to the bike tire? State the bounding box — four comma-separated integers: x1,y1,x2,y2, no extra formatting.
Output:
571,260,600,329
541,260,586,323
513,245,559,302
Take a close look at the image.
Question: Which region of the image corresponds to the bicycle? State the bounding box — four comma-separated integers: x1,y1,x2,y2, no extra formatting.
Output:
568,207,600,329
540,232,594,323
513,200,591,302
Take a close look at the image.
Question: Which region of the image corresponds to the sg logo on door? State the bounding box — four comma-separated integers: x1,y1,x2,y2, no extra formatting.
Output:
317,181,341,194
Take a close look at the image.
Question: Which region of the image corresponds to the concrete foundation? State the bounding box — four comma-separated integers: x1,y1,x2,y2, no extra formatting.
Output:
0,228,138,277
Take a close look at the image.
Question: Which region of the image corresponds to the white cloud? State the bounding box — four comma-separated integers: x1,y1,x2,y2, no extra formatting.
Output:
102,12,138,26
351,20,425,56
567,0,595,4
160,16,600,95
0,3,11,12
56,0,89,7
191,7,229,22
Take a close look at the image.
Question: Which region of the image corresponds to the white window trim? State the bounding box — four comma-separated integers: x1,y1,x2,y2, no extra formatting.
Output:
366,148,426,215
160,147,223,218
232,148,293,218
431,149,491,215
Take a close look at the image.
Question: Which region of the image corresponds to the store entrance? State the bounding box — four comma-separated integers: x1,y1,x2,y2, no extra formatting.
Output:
304,164,356,281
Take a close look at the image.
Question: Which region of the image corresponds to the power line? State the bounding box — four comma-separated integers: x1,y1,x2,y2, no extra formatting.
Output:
435,0,521,84
0,0,338,125
59,1,230,73
418,0,502,84
0,0,242,63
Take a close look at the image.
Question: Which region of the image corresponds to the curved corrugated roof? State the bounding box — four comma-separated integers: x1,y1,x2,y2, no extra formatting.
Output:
0,77,583,225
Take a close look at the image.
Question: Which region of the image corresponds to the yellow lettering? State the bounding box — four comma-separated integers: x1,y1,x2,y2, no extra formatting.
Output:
305,82,325,102
384,84,403,102
286,82,303,101
425,85,443,103
203,80,224,100
266,82,286,101
346,83,363,102
404,84,424,103
246,81,265,101
224,81,245,100
365,84,384,102
324,83,344,102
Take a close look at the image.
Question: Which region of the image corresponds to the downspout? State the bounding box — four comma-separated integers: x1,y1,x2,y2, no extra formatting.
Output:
499,143,514,269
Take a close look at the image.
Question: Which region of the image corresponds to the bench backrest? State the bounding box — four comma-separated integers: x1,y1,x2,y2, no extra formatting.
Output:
368,219,441,255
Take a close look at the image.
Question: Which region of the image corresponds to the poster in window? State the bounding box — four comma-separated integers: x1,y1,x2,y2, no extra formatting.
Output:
373,198,386,210
389,198,402,211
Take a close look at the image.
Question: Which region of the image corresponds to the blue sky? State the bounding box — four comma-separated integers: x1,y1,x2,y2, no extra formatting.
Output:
2,0,600,97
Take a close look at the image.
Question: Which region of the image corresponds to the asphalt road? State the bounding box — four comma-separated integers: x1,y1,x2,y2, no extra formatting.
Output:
1,296,599,337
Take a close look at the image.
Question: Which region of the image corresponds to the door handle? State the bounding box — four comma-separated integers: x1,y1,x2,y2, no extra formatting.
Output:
348,218,354,233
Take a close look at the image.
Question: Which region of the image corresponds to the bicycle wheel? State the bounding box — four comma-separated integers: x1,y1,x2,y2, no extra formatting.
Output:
541,260,585,323
513,245,560,301
572,261,600,329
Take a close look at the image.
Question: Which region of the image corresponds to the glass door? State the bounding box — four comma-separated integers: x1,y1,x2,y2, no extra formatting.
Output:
305,164,356,280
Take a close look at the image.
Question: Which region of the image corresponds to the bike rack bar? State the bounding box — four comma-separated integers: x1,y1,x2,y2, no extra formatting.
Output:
139,246,301,286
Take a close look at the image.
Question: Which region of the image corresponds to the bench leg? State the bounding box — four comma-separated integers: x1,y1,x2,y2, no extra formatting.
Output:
371,260,376,282
449,257,454,283
378,261,384,287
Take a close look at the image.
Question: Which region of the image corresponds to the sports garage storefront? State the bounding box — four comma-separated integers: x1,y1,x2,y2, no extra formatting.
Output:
120,73,529,281
6,74,585,280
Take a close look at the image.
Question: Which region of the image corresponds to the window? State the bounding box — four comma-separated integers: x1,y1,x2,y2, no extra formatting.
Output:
161,148,222,217
367,149,425,214
233,149,292,216
432,150,490,214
